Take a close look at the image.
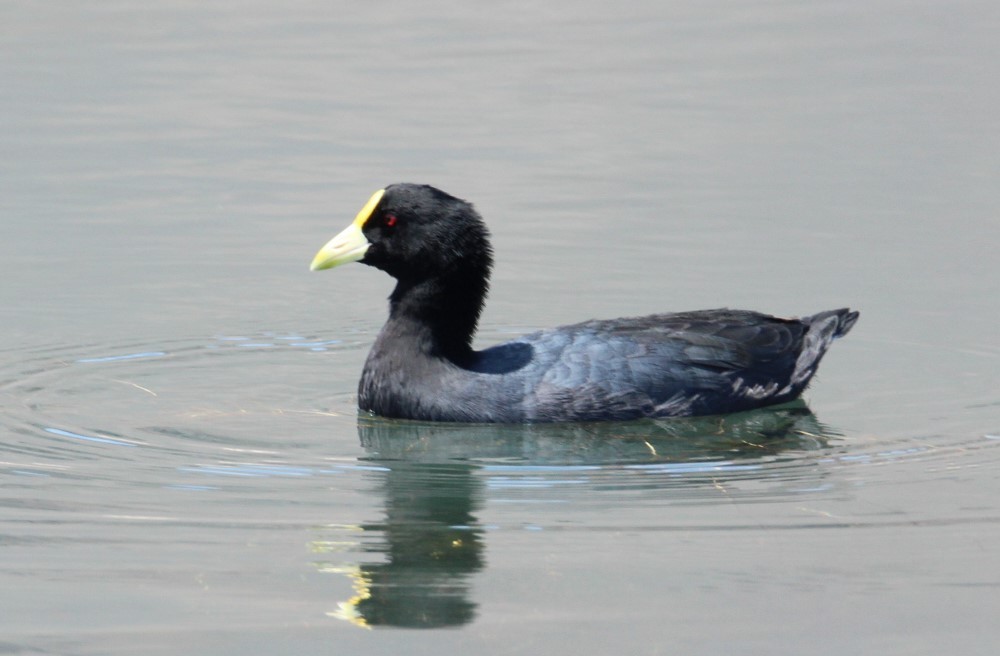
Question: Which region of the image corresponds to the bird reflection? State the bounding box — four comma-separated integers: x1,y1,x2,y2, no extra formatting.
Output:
326,460,483,629
324,403,836,628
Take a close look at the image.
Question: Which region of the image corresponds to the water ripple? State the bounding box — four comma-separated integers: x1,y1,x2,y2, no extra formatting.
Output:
0,329,998,515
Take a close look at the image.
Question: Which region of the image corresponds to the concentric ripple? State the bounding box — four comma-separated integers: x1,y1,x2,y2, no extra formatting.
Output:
1,328,998,519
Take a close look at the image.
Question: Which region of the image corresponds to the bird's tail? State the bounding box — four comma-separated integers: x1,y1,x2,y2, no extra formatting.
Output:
805,308,860,339
786,308,859,388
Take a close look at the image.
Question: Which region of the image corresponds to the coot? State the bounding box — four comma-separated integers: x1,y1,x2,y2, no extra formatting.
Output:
311,184,858,423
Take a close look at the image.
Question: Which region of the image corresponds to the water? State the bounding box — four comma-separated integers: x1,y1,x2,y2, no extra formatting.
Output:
3,1,1000,653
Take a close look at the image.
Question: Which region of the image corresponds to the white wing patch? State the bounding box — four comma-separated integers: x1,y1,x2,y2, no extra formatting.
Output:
730,377,781,400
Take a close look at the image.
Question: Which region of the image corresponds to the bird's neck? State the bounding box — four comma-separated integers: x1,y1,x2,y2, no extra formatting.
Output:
386,269,488,363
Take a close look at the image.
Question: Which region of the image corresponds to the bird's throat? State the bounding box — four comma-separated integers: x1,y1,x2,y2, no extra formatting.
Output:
387,272,488,363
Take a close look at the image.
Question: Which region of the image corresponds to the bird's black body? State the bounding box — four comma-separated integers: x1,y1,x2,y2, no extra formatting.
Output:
312,183,858,423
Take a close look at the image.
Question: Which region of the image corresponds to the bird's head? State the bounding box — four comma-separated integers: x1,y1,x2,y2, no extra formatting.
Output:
310,183,493,283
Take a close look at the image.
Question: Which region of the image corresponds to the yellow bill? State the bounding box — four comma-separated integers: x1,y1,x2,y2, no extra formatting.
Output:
310,189,385,271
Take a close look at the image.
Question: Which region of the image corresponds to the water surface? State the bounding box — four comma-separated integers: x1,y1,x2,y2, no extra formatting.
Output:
2,1,999,654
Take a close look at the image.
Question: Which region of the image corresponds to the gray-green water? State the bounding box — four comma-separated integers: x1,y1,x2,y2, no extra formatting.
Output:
3,1,999,654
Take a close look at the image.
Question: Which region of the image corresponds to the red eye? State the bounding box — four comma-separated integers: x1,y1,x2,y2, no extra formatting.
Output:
385,214,398,228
